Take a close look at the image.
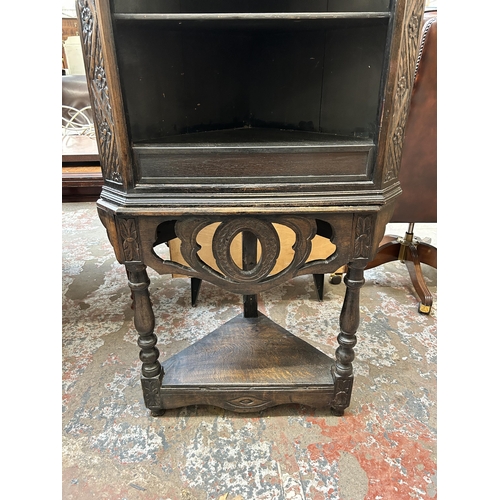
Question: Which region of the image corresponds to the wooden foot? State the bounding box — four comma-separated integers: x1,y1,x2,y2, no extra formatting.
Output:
404,244,434,314
150,409,166,417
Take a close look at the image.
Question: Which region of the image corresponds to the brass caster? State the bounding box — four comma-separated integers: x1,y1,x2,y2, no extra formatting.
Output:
418,303,431,315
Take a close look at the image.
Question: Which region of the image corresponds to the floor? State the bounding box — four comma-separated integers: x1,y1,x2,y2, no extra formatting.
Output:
62,202,437,500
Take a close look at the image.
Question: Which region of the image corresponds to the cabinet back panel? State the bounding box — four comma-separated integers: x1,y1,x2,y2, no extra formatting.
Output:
115,25,251,142
320,24,388,137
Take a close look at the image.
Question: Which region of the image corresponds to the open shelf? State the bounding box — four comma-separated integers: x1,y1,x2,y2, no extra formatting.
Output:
114,24,389,139
112,0,392,15
161,313,335,386
113,14,389,32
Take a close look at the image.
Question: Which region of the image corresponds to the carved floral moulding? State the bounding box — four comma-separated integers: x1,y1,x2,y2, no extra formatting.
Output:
383,0,425,183
118,218,141,261
76,0,123,185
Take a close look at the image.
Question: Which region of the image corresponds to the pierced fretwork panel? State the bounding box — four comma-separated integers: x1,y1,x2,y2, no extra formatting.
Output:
139,215,353,295
161,220,337,278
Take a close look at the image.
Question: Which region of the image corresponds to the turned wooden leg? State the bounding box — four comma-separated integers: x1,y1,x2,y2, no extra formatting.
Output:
125,269,135,309
332,262,365,416
126,263,165,417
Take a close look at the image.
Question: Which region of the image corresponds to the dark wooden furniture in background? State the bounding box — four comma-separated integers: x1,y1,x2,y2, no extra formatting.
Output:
62,75,103,201
62,162,103,202
365,9,437,314
76,0,425,416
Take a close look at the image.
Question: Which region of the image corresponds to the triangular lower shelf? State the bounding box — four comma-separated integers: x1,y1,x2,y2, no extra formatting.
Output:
159,312,337,412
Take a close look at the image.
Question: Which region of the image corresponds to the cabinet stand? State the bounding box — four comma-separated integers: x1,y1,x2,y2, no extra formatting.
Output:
127,255,365,416
78,0,425,416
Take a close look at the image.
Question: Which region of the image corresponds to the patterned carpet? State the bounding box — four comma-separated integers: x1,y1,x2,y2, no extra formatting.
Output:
62,202,437,499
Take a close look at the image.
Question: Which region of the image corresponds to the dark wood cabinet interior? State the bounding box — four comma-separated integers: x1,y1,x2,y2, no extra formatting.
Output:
114,19,388,141
112,5,390,187
77,0,425,416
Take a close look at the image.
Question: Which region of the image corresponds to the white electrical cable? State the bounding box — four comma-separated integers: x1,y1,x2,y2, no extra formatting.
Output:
62,105,95,138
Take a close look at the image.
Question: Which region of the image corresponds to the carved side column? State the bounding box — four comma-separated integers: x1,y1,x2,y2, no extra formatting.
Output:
331,262,365,416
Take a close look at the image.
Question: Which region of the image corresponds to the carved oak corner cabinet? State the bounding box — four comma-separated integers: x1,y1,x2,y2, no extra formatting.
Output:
77,0,424,416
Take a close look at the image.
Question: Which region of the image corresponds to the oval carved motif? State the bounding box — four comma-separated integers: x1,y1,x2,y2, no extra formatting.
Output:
212,219,280,282
170,216,319,294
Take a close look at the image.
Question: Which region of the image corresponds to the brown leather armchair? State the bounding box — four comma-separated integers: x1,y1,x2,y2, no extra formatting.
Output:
365,9,437,314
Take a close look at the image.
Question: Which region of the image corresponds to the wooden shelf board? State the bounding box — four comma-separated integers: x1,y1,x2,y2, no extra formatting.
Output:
161,312,335,387
134,127,374,149
114,12,390,21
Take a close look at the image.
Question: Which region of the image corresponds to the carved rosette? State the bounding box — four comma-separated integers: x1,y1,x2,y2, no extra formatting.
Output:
76,0,122,185
332,377,353,408
353,216,373,260
384,0,425,183
118,218,141,261
141,378,162,408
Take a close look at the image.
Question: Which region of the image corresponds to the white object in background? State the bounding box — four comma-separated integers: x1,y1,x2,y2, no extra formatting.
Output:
64,36,85,75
